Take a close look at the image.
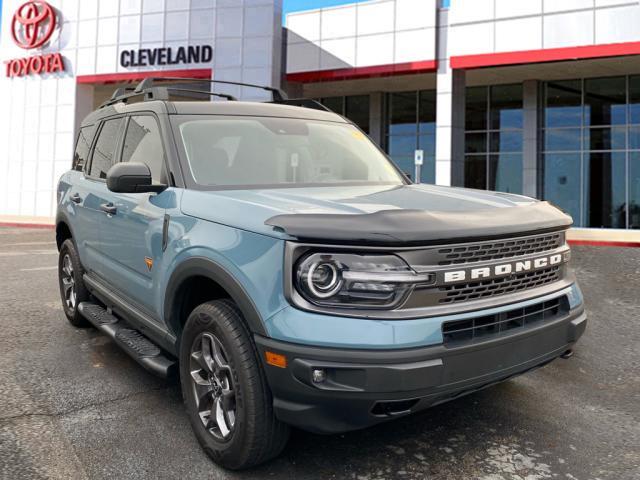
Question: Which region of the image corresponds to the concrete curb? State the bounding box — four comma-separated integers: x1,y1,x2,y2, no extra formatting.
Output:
0,221,55,230
2,222,639,246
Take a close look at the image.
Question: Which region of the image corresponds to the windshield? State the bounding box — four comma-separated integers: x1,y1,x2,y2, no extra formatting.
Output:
174,116,405,188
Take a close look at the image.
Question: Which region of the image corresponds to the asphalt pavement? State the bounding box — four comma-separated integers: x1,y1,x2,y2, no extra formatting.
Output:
0,226,638,480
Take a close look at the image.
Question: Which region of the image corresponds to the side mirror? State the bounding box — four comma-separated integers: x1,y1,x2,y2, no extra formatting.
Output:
106,162,166,193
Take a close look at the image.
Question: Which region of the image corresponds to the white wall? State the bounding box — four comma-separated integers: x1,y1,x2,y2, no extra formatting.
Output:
0,0,283,220
286,0,437,73
0,0,82,219
449,0,640,57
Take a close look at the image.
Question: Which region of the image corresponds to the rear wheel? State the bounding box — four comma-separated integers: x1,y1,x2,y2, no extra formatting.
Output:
58,239,91,327
179,299,289,470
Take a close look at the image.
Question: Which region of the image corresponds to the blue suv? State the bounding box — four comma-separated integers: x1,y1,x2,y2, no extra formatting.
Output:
56,78,586,470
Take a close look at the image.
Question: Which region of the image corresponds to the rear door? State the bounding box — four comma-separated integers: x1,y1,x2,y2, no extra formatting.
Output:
72,118,126,274
95,114,170,319
64,124,99,271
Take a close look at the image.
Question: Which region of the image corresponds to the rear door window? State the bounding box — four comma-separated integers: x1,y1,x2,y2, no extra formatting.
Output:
121,115,166,183
73,125,96,172
89,118,125,179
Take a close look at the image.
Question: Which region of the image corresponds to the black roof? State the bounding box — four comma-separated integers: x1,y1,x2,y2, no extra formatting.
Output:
81,77,346,127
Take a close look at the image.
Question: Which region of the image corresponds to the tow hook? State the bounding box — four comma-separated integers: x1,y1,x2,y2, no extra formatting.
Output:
560,349,574,359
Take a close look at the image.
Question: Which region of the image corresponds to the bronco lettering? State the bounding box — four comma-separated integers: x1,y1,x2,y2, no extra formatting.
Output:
442,253,567,284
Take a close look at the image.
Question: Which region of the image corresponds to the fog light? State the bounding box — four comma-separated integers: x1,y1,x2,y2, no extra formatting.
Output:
312,369,326,383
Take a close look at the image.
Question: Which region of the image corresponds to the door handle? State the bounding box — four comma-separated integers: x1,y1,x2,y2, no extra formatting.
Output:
70,193,82,204
100,202,117,215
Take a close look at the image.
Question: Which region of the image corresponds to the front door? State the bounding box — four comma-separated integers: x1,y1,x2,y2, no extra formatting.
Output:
95,115,170,321
77,117,126,275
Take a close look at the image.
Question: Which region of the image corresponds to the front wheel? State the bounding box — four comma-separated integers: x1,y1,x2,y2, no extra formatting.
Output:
179,299,290,470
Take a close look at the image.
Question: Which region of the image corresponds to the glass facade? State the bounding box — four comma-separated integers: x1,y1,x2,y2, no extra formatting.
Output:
543,77,640,229
315,76,640,231
319,95,370,134
385,90,436,183
464,84,523,194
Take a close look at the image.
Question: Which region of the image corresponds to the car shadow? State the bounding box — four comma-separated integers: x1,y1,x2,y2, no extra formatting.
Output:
220,379,554,479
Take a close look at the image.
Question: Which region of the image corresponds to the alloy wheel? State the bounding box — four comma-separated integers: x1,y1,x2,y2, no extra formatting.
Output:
61,254,76,311
190,332,237,441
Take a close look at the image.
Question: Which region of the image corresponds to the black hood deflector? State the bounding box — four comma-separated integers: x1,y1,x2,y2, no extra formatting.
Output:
265,201,572,246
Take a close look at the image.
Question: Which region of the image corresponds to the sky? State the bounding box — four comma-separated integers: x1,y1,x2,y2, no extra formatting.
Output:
283,0,370,16
284,0,450,13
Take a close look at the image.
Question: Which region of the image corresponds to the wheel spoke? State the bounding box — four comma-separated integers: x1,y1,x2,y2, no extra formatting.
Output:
190,369,210,386
62,256,73,277
220,387,235,413
195,385,214,408
215,398,231,438
225,408,236,432
62,278,73,294
212,336,231,373
190,370,213,406
199,409,214,430
190,351,208,372
200,334,216,374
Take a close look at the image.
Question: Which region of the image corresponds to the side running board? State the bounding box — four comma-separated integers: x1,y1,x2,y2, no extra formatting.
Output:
78,302,176,378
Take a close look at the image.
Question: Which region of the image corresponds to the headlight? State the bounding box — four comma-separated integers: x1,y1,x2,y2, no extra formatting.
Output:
295,252,434,309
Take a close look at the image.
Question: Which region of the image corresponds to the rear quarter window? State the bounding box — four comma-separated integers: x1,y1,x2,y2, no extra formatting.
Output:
73,125,96,172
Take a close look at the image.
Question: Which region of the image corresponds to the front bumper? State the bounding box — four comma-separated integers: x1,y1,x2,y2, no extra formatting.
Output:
255,306,587,434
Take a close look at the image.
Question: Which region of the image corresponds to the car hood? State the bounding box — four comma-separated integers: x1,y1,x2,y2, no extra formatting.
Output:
180,183,572,245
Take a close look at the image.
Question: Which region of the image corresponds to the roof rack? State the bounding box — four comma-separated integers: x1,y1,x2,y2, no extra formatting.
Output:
109,86,136,98
100,87,236,108
135,77,288,101
99,77,333,113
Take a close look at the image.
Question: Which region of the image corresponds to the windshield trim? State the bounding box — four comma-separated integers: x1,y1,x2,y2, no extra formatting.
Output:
177,180,405,192
170,114,411,191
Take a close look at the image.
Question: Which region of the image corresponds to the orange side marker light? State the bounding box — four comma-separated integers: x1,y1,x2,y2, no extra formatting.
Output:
265,351,287,368
144,257,153,271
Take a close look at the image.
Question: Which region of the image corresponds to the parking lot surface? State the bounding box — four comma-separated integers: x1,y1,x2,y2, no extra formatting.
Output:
0,226,638,480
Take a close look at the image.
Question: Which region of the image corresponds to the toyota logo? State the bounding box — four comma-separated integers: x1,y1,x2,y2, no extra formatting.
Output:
11,1,57,50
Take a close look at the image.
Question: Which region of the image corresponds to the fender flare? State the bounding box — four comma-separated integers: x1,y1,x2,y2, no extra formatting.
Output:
55,210,76,250
163,256,268,338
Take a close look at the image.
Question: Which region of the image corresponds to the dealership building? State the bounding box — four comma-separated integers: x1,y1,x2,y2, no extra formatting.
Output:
1,0,640,239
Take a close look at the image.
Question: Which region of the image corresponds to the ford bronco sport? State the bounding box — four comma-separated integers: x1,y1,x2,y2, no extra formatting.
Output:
56,78,586,470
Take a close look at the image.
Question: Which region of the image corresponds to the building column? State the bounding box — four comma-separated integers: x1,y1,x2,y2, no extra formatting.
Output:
435,69,466,186
213,0,284,101
75,84,94,133
369,92,384,147
435,8,466,186
522,80,539,198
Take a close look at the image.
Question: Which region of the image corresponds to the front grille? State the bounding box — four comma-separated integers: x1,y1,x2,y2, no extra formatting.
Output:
437,233,564,266
442,296,567,345
439,266,561,304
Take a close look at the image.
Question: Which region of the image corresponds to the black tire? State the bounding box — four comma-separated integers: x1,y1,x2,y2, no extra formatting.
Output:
58,239,91,327
179,299,290,470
